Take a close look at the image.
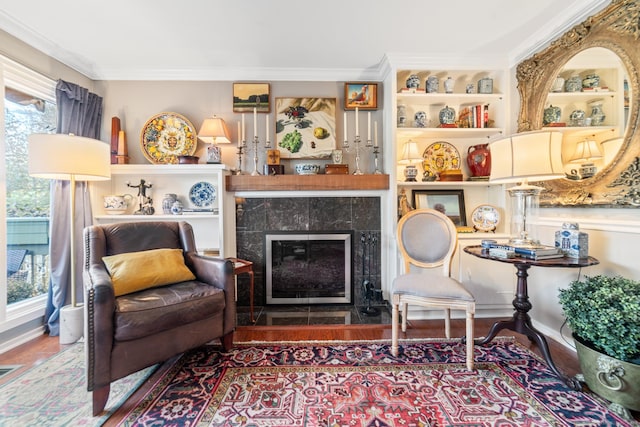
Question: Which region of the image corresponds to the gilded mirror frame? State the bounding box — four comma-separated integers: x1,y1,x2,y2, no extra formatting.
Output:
517,0,640,206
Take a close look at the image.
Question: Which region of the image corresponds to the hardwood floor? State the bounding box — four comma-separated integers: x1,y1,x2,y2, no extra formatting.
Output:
1,318,635,424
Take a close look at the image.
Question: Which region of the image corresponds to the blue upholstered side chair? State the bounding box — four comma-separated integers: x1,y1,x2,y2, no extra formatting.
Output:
391,208,476,370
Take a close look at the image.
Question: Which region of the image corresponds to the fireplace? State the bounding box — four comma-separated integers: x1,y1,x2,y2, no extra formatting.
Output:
265,232,352,304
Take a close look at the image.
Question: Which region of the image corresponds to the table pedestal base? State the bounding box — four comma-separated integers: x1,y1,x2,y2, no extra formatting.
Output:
476,263,581,390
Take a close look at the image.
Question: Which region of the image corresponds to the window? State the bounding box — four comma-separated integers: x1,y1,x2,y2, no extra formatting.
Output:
1,57,56,328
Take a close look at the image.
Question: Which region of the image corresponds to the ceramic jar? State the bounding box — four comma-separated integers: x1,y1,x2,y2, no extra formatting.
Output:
403,165,418,182
438,105,456,125
477,77,493,94
466,83,475,93
565,75,582,92
467,144,491,177
406,74,420,90
414,111,427,127
162,193,177,214
543,105,561,125
552,76,565,92
589,100,605,126
426,76,439,93
569,109,586,126
397,104,407,127
582,73,600,89
171,200,183,215
443,76,454,93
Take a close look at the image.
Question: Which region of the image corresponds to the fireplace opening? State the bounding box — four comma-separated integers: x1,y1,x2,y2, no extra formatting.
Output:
265,232,352,304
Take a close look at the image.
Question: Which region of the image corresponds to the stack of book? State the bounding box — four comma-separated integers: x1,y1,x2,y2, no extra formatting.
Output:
488,243,564,260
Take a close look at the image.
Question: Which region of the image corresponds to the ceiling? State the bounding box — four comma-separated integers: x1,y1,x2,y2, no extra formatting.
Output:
0,0,610,81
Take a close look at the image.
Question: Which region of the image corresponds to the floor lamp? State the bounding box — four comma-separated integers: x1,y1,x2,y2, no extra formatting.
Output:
488,130,564,247
28,133,111,344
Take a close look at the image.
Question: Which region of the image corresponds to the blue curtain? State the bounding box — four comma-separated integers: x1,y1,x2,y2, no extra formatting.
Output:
44,80,103,335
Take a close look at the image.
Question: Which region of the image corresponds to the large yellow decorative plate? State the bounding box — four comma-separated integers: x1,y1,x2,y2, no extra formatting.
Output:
422,141,461,176
140,112,197,164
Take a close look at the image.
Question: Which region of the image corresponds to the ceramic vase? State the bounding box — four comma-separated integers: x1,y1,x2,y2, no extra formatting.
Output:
552,76,565,92
406,74,420,90
397,104,407,127
565,75,582,92
171,200,183,215
477,77,493,94
543,105,561,125
162,193,177,214
438,105,455,125
414,111,427,128
467,144,491,177
444,77,454,93
589,100,605,126
426,76,439,93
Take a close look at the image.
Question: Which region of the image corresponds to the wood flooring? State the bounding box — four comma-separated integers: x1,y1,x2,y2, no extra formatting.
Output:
1,318,637,424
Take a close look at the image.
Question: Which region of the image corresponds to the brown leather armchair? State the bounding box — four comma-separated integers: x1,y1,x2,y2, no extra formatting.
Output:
83,221,235,415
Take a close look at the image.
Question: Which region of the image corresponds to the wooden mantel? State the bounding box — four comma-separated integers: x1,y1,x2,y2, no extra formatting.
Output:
225,174,389,192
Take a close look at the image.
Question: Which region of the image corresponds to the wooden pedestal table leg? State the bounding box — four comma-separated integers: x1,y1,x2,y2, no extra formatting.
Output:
228,258,255,323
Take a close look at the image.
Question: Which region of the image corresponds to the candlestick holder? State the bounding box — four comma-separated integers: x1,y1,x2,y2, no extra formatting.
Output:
250,136,262,176
373,146,382,174
235,141,246,175
352,135,364,175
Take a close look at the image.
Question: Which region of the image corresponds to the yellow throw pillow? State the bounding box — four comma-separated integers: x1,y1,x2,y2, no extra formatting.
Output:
103,248,196,296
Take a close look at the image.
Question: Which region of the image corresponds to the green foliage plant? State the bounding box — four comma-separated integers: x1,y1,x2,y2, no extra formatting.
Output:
558,275,640,363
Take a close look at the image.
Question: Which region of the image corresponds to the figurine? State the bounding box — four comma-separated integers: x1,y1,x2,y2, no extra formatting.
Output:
127,179,155,215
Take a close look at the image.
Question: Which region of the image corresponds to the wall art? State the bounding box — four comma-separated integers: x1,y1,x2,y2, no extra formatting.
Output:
344,82,378,110
275,97,336,159
233,83,270,113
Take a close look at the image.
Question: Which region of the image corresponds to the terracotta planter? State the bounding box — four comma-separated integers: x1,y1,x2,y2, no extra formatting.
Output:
574,334,640,414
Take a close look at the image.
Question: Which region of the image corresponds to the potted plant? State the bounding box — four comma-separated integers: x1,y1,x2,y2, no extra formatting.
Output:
558,275,640,417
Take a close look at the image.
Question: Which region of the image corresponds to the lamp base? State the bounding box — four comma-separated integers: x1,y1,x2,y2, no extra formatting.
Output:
206,145,222,164
59,304,84,344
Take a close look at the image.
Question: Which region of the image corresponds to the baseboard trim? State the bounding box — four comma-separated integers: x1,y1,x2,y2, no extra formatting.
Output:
0,326,46,354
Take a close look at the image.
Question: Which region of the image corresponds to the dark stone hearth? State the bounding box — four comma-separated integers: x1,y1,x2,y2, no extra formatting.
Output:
236,197,381,307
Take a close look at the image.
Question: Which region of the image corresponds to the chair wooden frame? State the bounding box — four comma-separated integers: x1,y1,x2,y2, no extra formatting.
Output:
391,209,475,370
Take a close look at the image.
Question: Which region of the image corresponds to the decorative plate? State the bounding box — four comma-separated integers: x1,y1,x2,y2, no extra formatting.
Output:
422,141,461,176
140,112,197,164
189,182,216,208
471,204,500,232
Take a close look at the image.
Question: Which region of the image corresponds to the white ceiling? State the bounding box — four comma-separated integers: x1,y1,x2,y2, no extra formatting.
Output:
0,0,610,81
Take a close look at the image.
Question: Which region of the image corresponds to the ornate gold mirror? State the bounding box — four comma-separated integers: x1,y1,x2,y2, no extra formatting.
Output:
517,0,640,206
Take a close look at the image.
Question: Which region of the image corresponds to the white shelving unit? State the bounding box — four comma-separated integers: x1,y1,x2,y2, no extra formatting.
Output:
89,164,236,258
383,63,514,317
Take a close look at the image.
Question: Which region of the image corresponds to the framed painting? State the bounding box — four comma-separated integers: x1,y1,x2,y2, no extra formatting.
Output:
344,82,378,110
233,83,270,113
411,189,467,226
275,97,336,159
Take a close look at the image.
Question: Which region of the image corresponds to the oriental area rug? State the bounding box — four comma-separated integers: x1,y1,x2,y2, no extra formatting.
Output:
0,343,155,426
118,338,635,427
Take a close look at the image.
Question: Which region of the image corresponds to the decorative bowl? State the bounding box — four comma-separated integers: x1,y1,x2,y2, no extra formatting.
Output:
295,164,320,175
178,155,199,164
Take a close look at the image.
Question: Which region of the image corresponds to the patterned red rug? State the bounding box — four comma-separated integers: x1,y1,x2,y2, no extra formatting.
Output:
118,338,634,426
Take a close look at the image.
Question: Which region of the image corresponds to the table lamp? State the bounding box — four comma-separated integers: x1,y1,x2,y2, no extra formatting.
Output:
28,133,110,344
399,139,421,182
489,130,564,246
198,116,231,164
567,137,603,179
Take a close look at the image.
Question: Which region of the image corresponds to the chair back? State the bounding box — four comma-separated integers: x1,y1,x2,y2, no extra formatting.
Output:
397,209,458,275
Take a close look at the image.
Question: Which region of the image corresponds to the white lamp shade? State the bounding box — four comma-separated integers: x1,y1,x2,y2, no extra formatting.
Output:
601,136,624,165
198,116,231,144
489,130,565,183
568,138,603,163
28,133,111,181
399,140,421,164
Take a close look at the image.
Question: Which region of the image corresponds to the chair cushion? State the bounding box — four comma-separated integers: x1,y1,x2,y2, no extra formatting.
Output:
103,248,196,296
392,273,474,301
113,280,225,341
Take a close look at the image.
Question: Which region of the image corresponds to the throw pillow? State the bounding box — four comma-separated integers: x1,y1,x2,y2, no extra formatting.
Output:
103,248,196,296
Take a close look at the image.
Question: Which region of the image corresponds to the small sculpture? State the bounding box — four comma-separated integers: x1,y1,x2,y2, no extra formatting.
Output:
127,179,155,215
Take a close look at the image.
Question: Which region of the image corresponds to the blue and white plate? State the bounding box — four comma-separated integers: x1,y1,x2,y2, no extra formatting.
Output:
189,182,216,208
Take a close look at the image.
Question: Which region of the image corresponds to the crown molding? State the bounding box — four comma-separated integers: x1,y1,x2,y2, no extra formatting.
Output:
508,0,611,66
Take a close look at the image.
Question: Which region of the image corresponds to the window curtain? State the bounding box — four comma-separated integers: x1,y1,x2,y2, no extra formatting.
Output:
44,80,103,335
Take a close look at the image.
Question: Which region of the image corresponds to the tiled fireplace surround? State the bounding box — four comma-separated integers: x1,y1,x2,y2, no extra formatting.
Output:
235,196,382,308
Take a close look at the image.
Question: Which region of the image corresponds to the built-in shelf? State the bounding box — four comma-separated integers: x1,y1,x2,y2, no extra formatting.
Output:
225,174,389,192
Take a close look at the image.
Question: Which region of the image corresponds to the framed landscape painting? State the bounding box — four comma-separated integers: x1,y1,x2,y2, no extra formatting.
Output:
275,97,336,159
344,82,378,110
233,83,270,113
412,189,467,226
